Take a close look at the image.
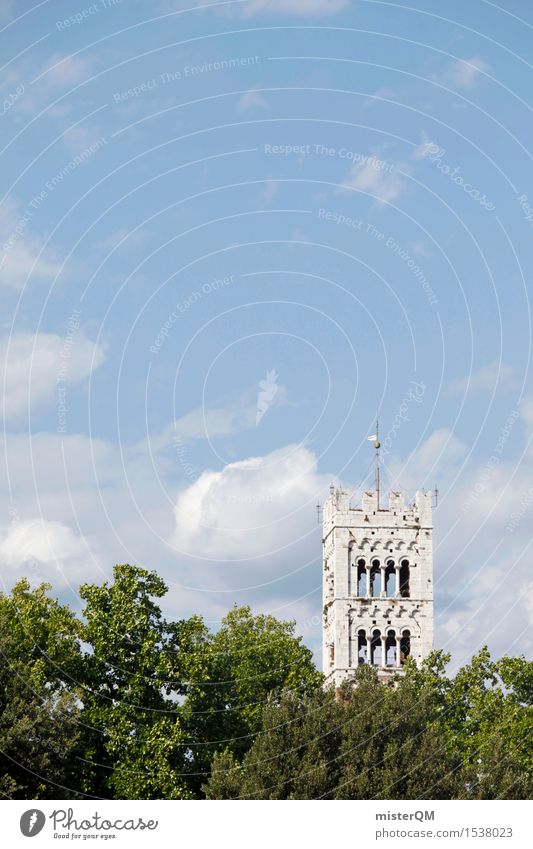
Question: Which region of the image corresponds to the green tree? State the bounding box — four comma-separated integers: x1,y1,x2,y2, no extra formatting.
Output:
446,649,532,799
0,580,83,798
205,652,533,800
204,749,242,800
77,569,322,799
334,662,461,800
78,564,208,799
207,687,342,800
184,604,323,793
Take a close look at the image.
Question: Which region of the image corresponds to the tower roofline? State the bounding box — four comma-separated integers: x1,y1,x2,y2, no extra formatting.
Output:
325,486,432,512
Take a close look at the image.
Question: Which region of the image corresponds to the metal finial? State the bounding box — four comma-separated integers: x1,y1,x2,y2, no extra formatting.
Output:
375,417,380,509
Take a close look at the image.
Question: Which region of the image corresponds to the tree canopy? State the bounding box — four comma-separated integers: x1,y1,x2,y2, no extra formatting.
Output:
0,565,530,800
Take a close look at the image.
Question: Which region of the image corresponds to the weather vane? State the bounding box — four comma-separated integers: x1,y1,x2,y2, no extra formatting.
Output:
367,418,381,509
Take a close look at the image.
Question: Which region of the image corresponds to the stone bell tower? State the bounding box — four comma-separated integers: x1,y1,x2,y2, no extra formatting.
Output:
322,475,434,688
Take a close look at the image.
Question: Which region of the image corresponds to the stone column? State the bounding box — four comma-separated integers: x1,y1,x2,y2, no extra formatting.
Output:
395,565,400,597
366,568,371,598
381,636,387,668
380,566,386,598
396,636,402,667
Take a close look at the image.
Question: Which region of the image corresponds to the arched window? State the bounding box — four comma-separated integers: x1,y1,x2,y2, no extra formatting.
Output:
399,559,410,598
357,559,367,596
400,630,411,665
370,559,381,597
357,629,367,665
371,629,382,666
385,629,396,667
385,559,396,597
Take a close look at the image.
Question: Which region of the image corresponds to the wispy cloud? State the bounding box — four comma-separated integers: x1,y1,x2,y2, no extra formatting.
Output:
237,89,269,113
35,53,93,90
412,130,435,161
446,363,517,397
361,86,397,110
0,331,106,420
256,369,279,424
339,154,410,205
151,384,288,453
0,198,63,290
439,55,490,90
259,179,281,205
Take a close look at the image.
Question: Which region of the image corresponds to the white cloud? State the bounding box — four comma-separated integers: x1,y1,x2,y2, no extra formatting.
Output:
435,470,533,666
412,130,436,161
0,331,106,419
0,242,62,290
92,228,150,255
156,401,256,450
440,55,490,90
0,430,177,590
237,89,269,113
171,443,331,559
437,552,532,665
151,385,288,453
446,362,517,397
9,54,99,157
339,155,409,205
37,53,93,90
0,199,63,290
388,428,468,493
383,423,533,664
0,518,99,589
519,395,533,429
10,54,93,119
259,179,281,206
361,86,397,110
60,122,105,155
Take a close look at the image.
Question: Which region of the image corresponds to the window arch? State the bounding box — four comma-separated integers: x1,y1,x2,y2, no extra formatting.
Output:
399,559,410,598
385,559,396,597
357,629,368,665
385,629,396,667
356,559,367,596
400,629,411,665
370,559,381,597
370,629,382,666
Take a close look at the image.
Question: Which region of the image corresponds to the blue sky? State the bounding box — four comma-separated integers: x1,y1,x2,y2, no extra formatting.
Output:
1,0,532,669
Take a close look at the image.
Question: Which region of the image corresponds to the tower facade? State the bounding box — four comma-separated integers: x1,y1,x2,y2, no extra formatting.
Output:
322,487,434,688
